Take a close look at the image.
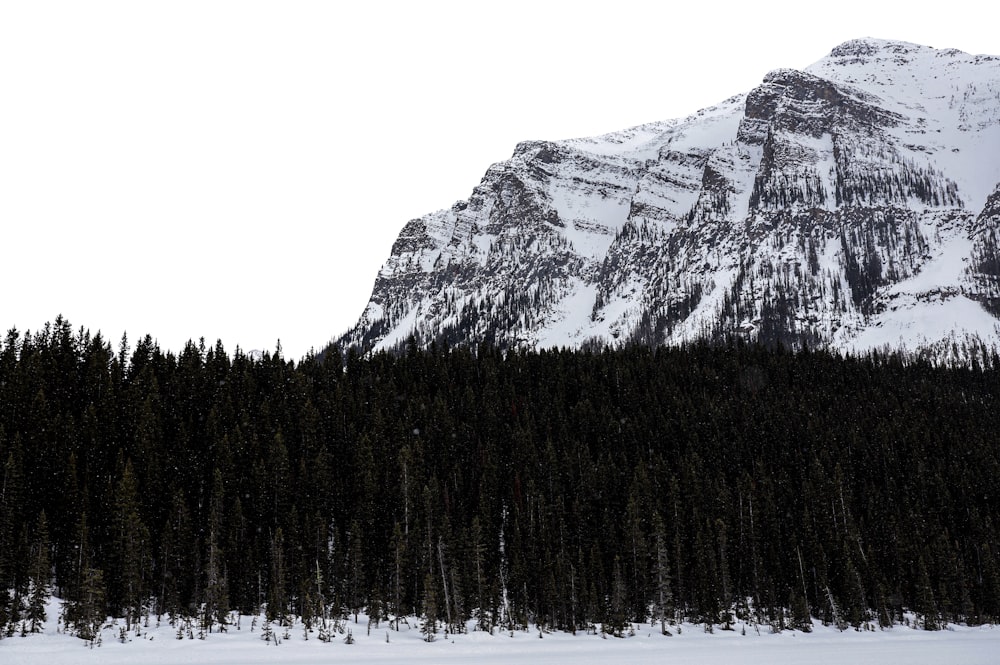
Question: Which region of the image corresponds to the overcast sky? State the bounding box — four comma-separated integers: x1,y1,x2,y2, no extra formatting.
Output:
1,1,995,359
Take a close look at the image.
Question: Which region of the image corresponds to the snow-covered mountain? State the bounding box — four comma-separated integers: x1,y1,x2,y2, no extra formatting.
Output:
337,39,1000,361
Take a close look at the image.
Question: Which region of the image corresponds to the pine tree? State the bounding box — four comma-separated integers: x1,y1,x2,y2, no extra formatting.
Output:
652,513,674,635
26,511,51,633
110,460,150,630
789,590,812,632
0,446,25,630
203,469,229,631
159,490,194,620
390,522,406,629
345,518,365,623
421,571,438,642
302,557,325,632
52,451,82,598
436,535,454,633
267,528,288,625
469,518,491,632
607,556,627,637
71,566,105,641
715,517,733,629
914,556,939,630
62,511,105,639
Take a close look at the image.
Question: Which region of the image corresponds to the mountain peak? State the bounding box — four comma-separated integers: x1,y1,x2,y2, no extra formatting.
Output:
335,41,1000,364
828,37,927,58
819,38,983,73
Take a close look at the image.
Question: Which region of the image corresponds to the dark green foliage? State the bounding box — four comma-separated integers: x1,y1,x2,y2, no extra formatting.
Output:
26,511,50,633
108,460,150,630
66,566,105,641
1,320,1000,638
61,511,105,639
267,528,288,625
202,469,229,631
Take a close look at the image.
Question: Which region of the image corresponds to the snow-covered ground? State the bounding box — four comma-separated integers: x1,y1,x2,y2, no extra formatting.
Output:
3,599,998,665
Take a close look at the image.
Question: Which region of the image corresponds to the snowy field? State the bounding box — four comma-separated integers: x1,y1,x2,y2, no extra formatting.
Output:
2,599,998,665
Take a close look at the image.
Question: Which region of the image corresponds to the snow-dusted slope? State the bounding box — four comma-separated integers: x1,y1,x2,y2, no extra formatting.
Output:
338,39,1000,361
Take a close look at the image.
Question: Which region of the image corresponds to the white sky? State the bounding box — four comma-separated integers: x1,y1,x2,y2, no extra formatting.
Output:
1,1,995,359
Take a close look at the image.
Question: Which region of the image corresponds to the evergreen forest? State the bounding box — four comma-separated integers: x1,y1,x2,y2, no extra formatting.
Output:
1,316,999,642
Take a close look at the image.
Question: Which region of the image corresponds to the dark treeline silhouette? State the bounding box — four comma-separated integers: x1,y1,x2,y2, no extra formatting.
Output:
1,316,999,640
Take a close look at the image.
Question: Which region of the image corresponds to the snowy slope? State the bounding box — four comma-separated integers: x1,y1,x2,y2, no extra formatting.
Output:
337,39,1000,362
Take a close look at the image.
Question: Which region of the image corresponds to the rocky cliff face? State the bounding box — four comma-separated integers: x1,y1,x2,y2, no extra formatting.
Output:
337,39,1000,362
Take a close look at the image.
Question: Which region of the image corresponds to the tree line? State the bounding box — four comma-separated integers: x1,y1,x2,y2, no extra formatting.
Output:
1,316,999,641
